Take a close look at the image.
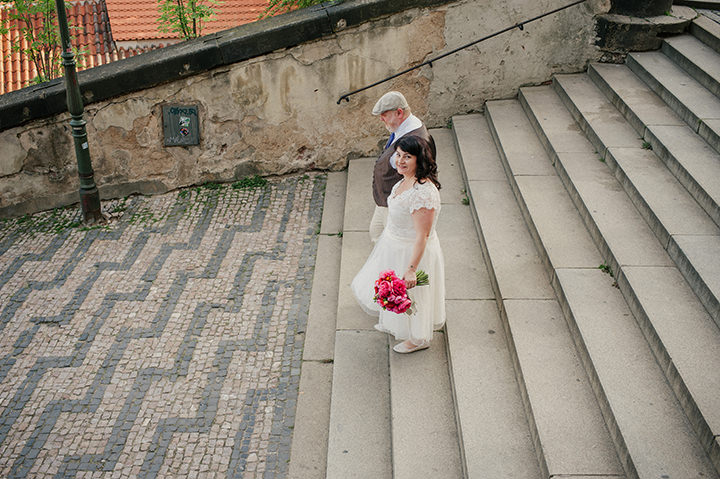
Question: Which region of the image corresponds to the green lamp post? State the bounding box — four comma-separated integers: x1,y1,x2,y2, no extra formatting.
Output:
55,0,103,222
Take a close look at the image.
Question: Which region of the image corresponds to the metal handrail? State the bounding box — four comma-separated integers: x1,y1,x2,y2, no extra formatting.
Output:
337,0,587,104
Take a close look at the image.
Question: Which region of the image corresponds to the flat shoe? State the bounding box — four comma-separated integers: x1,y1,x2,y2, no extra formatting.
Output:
393,340,429,354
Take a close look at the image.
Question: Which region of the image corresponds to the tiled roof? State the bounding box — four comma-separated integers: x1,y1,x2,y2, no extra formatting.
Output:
106,0,270,41
1,0,268,95
1,0,159,95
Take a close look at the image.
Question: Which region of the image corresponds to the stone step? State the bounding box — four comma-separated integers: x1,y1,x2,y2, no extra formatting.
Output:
389,331,462,479
699,8,720,23
556,268,719,479
288,171,346,479
435,126,541,478
588,62,720,229
456,108,624,478
663,35,720,97
328,152,465,478
520,84,720,477
627,51,720,153
325,159,390,479
452,115,551,300
618,265,720,473
691,13,720,53
521,84,672,273
336,159,375,332
553,72,720,330
326,330,392,479
329,129,535,477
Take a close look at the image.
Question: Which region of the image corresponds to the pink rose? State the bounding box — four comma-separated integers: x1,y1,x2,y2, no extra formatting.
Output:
397,298,412,313
379,270,395,281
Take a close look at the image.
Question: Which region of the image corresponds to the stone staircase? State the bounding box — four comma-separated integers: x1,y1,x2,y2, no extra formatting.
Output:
323,129,543,479
289,11,720,479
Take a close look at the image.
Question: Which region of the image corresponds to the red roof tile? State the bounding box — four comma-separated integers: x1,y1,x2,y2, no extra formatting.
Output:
105,0,270,41
1,0,163,95
1,0,269,95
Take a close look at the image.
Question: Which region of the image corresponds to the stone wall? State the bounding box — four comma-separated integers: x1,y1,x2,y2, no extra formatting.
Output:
0,0,609,217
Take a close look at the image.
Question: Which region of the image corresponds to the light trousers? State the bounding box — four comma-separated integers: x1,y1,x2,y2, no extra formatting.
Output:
369,206,388,243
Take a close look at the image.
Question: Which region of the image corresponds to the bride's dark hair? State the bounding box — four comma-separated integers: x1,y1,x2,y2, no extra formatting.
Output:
395,135,441,189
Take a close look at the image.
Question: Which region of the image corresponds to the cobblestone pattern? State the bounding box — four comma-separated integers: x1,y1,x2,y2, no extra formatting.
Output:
0,173,326,478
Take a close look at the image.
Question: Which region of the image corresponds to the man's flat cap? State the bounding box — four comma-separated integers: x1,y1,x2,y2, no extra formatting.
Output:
372,91,409,115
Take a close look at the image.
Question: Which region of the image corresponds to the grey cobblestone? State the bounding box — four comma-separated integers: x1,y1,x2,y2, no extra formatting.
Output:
0,173,326,478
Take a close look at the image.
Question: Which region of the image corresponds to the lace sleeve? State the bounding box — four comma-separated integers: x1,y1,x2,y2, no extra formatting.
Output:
408,182,440,214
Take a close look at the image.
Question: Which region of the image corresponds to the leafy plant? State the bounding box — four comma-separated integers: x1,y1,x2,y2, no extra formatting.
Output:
201,181,224,190
261,0,338,18
641,141,652,150
598,262,614,277
156,0,221,40
0,0,83,85
232,175,268,189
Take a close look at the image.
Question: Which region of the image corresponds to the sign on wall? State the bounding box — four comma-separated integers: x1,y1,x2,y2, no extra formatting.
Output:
162,105,200,146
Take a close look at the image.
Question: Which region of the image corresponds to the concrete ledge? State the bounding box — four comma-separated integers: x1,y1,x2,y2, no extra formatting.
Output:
0,0,454,132
595,6,697,53
0,179,171,219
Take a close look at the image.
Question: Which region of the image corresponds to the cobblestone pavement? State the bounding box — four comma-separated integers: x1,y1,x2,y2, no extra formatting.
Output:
0,173,326,478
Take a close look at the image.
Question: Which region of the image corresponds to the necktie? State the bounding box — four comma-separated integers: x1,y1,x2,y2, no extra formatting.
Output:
385,132,395,150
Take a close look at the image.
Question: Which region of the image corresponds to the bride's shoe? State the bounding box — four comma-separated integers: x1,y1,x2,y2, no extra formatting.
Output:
393,340,429,354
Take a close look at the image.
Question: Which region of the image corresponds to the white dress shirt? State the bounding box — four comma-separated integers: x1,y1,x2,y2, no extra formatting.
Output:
389,114,423,169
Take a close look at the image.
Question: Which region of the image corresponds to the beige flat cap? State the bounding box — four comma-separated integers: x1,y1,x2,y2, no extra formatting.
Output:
372,91,409,115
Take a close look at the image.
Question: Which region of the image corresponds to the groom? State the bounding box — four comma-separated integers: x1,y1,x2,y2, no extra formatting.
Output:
369,91,435,242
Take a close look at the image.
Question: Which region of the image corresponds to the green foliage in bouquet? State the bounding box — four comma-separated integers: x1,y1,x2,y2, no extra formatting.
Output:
415,270,429,286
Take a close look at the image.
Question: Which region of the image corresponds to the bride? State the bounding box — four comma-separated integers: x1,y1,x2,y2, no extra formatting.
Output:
351,135,446,353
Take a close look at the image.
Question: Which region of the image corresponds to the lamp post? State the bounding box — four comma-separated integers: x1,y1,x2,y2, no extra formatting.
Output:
55,0,103,222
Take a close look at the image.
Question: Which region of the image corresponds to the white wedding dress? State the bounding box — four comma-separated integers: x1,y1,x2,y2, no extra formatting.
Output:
351,180,446,343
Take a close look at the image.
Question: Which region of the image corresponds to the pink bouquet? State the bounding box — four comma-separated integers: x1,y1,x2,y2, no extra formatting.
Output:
373,269,429,315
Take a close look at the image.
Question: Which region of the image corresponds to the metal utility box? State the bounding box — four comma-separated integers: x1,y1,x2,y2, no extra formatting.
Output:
162,105,200,146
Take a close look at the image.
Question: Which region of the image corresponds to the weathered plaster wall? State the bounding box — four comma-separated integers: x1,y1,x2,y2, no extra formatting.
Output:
0,0,608,217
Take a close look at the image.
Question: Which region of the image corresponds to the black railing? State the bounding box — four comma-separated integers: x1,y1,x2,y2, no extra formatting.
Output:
337,0,587,104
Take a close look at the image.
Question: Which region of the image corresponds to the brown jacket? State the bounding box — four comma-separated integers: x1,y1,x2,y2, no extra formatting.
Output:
372,125,435,207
